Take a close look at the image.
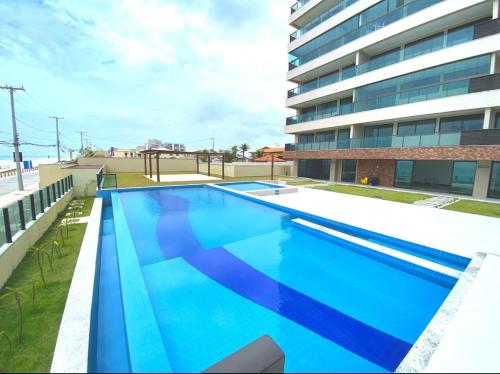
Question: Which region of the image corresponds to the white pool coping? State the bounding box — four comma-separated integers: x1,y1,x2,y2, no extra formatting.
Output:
291,218,461,279
260,188,500,258
144,174,220,182
51,198,103,373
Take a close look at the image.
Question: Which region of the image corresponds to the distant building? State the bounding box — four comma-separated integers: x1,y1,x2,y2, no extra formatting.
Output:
252,147,285,161
163,143,186,152
147,139,163,150
109,147,142,158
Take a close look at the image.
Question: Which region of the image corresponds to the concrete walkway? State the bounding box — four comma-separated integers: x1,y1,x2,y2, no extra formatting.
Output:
413,196,457,208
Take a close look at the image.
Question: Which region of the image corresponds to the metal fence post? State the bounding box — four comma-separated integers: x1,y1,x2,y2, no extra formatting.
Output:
30,194,36,220
39,190,45,212
18,200,25,230
2,208,12,243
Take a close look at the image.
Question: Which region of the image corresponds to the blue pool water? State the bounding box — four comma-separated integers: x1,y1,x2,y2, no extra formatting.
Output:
93,185,464,373
217,181,284,191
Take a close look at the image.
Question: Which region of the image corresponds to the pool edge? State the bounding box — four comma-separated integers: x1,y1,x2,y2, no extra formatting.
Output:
51,198,103,374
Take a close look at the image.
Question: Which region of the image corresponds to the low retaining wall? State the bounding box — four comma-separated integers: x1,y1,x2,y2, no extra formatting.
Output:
0,190,74,288
199,162,293,178
77,157,197,173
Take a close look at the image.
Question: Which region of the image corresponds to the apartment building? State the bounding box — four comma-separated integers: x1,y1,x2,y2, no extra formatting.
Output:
285,0,500,199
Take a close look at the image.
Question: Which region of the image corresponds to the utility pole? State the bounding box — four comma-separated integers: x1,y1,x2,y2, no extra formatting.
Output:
210,137,215,151
49,116,64,163
69,149,74,160
1,85,25,191
76,131,87,155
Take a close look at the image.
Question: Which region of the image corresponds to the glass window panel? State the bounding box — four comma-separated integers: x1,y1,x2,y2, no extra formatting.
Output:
341,65,356,80
339,97,353,115
398,123,415,136
404,33,444,60
315,131,335,142
337,129,351,149
300,134,315,144
319,71,339,87
496,114,500,129
450,161,476,195
447,23,474,47
367,48,401,71
489,162,500,199
395,160,413,188
0,211,5,246
341,160,357,182
440,114,484,133
298,159,331,180
462,115,484,131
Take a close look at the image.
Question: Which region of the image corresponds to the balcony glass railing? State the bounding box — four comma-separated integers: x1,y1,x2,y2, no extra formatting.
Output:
285,132,462,151
291,0,311,14
290,0,359,42
286,70,500,126
289,0,442,70
288,18,500,98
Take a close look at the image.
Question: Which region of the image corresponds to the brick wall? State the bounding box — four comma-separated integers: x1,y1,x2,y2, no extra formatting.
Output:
357,159,396,187
284,145,500,161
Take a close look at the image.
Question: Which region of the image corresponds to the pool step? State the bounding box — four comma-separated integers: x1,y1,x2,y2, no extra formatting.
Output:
291,218,461,279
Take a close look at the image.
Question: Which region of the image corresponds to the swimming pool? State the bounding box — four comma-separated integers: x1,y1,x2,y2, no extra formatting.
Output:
217,181,285,191
92,185,468,373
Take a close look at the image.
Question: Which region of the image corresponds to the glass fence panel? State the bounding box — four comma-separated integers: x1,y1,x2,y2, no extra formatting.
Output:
101,174,118,189
23,196,33,225
0,212,6,246
8,203,22,238
439,132,461,146
402,135,421,147
33,191,42,216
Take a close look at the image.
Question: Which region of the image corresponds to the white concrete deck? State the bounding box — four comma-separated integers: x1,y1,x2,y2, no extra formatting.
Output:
144,174,220,182
262,188,499,258
425,254,500,373
261,187,500,372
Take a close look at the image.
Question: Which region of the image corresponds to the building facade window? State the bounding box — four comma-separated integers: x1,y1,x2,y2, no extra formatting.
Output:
404,32,444,60
394,160,414,188
495,113,500,129
450,161,477,195
440,114,484,133
397,119,436,135
341,159,357,182
298,159,331,180
337,128,351,149
299,134,315,144
315,131,335,142
488,162,500,199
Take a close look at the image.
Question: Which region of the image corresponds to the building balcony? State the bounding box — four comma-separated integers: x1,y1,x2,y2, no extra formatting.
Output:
291,0,312,14
287,18,500,99
286,72,500,126
288,0,443,71
285,129,500,152
290,0,359,42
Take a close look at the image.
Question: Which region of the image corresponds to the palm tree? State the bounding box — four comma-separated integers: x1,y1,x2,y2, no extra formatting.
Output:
30,246,49,284
240,143,250,161
0,287,24,342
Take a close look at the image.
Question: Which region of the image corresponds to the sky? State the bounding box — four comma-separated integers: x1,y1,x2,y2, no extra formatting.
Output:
0,0,295,158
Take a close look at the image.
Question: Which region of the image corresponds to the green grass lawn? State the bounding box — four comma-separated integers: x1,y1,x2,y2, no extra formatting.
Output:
443,199,500,218
313,184,432,204
0,197,93,373
284,179,322,186
115,172,290,188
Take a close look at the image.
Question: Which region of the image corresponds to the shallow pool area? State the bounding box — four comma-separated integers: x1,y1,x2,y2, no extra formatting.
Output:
89,185,470,373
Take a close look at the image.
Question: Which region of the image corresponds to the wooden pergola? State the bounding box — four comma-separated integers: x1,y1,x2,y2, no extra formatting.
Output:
139,150,226,182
